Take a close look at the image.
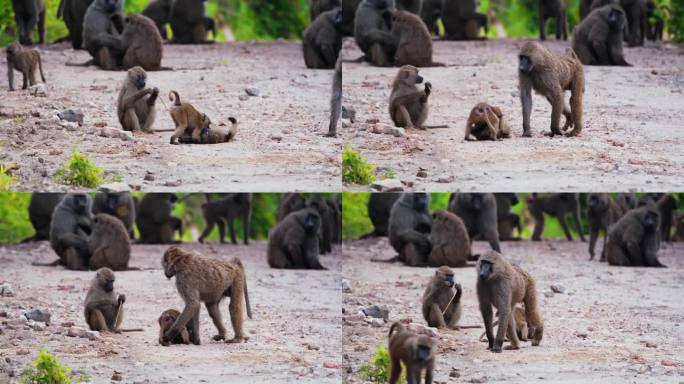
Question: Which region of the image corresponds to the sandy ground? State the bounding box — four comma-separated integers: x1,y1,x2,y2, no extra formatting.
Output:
0,42,341,192
0,241,342,383
342,38,684,192
342,238,684,383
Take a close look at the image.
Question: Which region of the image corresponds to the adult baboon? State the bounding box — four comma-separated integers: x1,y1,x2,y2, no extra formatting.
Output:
388,322,436,384
119,14,164,71
527,193,585,242
615,193,638,212
428,210,473,267
22,193,65,242
656,194,678,242
391,10,442,67
46,194,93,270
311,0,341,20
303,8,344,69
328,56,342,137
161,246,252,344
519,41,584,137
328,195,343,244
198,194,252,245
88,213,131,271
572,4,631,66
442,0,488,40
81,0,125,70
464,102,511,141
586,193,626,261
477,251,543,352
92,191,136,238
57,0,94,49
621,0,647,46
605,206,664,267
341,0,362,36
169,0,215,44
420,0,442,35
11,0,45,45
361,193,400,238
136,193,183,244
354,0,395,66
276,193,306,222
673,212,684,242
422,266,462,328
448,193,501,252
386,193,432,266
539,0,568,40
389,65,432,129
6,42,46,91
494,193,522,241
142,0,171,39
158,309,192,345
83,267,125,332
267,208,326,269
307,196,334,254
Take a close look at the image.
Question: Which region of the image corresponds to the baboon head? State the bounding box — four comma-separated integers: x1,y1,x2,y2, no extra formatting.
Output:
98,0,122,14
641,208,660,232
396,65,423,87
607,7,626,31
127,66,147,90
162,246,190,279
95,267,116,292
301,209,321,235
468,103,499,126
412,193,428,212
158,309,179,328
413,337,435,362
462,193,483,210
518,41,545,74
434,265,455,288
70,193,90,215
477,250,506,281
587,194,609,212
6,42,20,58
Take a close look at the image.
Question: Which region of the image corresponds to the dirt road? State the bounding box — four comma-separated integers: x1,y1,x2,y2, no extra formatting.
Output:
0,42,340,192
342,238,684,383
342,39,684,192
0,241,341,383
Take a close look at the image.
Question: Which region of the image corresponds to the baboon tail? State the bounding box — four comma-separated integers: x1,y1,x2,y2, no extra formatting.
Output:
227,117,238,142
168,90,181,106
231,257,252,319
425,124,449,129
65,59,94,67
31,259,61,267
388,321,403,337
370,255,399,263
38,55,46,83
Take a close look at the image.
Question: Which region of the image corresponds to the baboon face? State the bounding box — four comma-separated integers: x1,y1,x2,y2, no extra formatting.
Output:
477,251,505,281
469,103,492,124
412,193,428,211
96,267,116,292
6,42,19,58
463,194,482,210
162,246,183,278
303,212,320,235
519,54,534,74
398,65,423,85
414,342,432,362
127,67,147,89
607,8,625,31
478,260,493,280
436,266,455,287
643,210,660,231
100,0,122,13
587,194,607,211
72,194,89,215
159,311,178,328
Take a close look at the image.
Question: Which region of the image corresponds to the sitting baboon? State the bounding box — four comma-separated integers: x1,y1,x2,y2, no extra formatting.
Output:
621,0,647,46
307,196,334,254
92,191,136,238
605,206,664,267
448,193,501,252
168,90,212,144
519,41,584,137
169,0,215,44
328,56,342,137
572,4,631,66
136,193,183,244
341,0,362,36
82,0,125,70
442,0,488,40
420,0,442,35
303,8,343,69
198,194,252,245
57,0,94,49
527,193,585,242
477,251,543,352
672,212,684,242
586,193,627,261
354,0,395,66
119,14,164,71
361,193,401,238
46,194,93,270
142,0,171,39
88,213,131,271
276,193,306,222
479,307,528,343
267,208,326,269
464,102,511,141
494,193,522,241
11,0,46,45
656,195,678,242
389,65,431,129
388,322,436,384
6,42,46,91
539,0,568,40
422,266,462,328
22,193,65,242
117,67,158,133
391,10,442,67
161,246,252,344
428,211,473,267
311,0,341,20
386,193,433,267
84,267,125,332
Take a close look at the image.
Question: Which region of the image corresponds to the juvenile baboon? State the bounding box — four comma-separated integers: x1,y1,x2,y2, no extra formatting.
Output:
464,102,511,141
494,193,522,241
605,206,664,267
92,191,136,237
586,193,626,261
6,42,46,91
539,0,568,40
519,41,584,137
391,10,443,67
181,117,238,144
168,90,212,145
119,14,164,71
448,193,501,253
442,0,488,40
198,194,252,245
142,0,171,39
477,251,543,352
46,194,93,270
267,208,326,269
361,193,401,238
422,266,462,328
657,194,678,242
328,56,342,137
57,0,94,49
88,213,131,271
83,267,125,332
276,193,306,222
479,307,528,343
117,67,159,133
389,65,431,129
81,0,125,70
388,322,436,384
303,8,343,69
428,211,473,267
341,0,362,36
420,0,442,35
572,4,631,66
396,0,422,14
528,193,585,242
383,193,432,266
158,309,192,345
621,0,647,46
22,193,65,242
672,212,684,242
354,0,395,66
307,196,334,254
11,0,46,45
169,0,215,44
161,246,252,344
311,0,341,20
136,193,183,244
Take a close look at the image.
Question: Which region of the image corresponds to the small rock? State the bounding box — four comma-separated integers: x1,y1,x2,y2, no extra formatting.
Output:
30,111,40,117
99,182,131,193
370,179,404,192
575,332,588,339
645,341,657,348
144,173,155,181
57,109,84,125
361,305,389,320
16,349,30,356
437,175,454,183
67,326,87,338
30,323,44,331
342,279,352,293
85,330,101,341
29,84,47,97
59,121,79,131
550,284,565,294
269,134,283,142
164,179,182,187
238,94,249,101
323,362,339,369
245,87,260,97
469,377,487,383
342,106,356,122
544,291,554,298
98,127,133,141
416,170,427,178
369,123,406,137
450,368,461,378
661,359,678,367
0,283,14,297
111,372,123,381
367,318,384,327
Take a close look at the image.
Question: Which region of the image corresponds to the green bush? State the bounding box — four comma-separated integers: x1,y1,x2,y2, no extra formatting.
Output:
0,192,32,243
54,149,104,188
358,345,404,383
343,146,376,185
20,348,89,384
0,164,18,190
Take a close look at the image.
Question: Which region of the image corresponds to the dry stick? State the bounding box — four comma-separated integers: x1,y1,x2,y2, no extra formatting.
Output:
113,302,143,332
442,289,481,329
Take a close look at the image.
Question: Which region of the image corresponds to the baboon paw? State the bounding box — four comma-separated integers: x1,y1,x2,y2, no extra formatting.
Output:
212,334,225,341
521,131,532,138
226,337,245,344
504,345,519,350
490,346,502,353
531,340,540,346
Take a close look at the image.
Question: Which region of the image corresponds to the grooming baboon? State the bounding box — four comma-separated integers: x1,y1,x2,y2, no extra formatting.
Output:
442,0,488,40
354,0,395,66
142,0,171,39
384,193,432,266
92,191,136,237
117,67,159,133
6,42,46,91
519,41,584,137
180,117,238,144
586,193,626,261
307,196,334,254
673,212,684,242
656,194,678,242
81,0,125,70
276,193,306,222
448,193,501,253
361,193,401,238
303,8,344,69
328,56,342,137
428,211,473,268
605,206,664,267
45,194,93,270
479,306,528,343
158,309,192,345
11,0,45,45
311,0,342,20
57,0,94,49
268,208,326,269
168,90,212,144
119,14,164,71
22,193,65,242
169,0,215,44
464,102,511,141
162,246,252,344
539,0,568,40
198,194,252,245
572,4,631,66
88,213,131,271
83,267,125,332
527,193,585,242
621,0,647,46
422,266,462,328
341,0,362,36
396,0,422,14
389,65,431,129
477,251,543,352
391,10,443,67
136,193,183,244
388,322,436,384
494,193,522,241
420,0,442,35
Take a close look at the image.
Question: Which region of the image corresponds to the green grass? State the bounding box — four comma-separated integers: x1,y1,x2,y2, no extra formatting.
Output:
54,149,104,188
20,348,90,384
342,146,377,185
0,192,32,243
0,164,18,190
358,345,405,383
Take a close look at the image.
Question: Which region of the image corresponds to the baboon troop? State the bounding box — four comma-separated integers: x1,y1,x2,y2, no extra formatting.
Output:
388,322,436,384
621,0,647,46
57,0,94,49
572,4,631,66
276,193,307,222
6,42,46,91
528,193,585,242
81,0,125,70
464,102,511,141
389,65,432,129
199,193,252,245
303,8,344,69
539,0,569,41
586,193,627,261
10,0,46,45
422,266,462,329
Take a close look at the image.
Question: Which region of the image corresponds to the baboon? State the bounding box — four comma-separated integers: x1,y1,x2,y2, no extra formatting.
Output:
388,322,436,384
119,14,164,71
307,196,334,254
580,0,617,19
198,194,252,245
277,193,306,222
328,196,343,244
142,0,171,39
657,194,678,242
519,41,584,137
428,211,473,268
442,0,488,40
391,10,443,67
311,0,342,20
354,0,395,66
117,67,158,133
494,193,522,241
81,0,125,70
527,193,585,242
605,206,664,267
384,193,432,267
341,0,362,36
477,251,543,352
83,267,125,332
448,193,501,253
464,102,511,141
637,193,660,207
328,55,342,137
267,208,326,269
361,193,401,238
645,0,664,41
389,65,431,129
586,193,626,261
422,266,462,328
396,0,422,14
303,8,344,69
88,213,131,271
46,194,93,270
136,193,183,244
11,0,45,45
158,309,192,345
6,42,46,91
57,0,94,49
181,117,238,144
615,193,638,212
672,212,684,242
22,193,65,242
572,4,631,66
420,0,442,35
479,307,528,342
169,0,215,44
92,191,136,237
539,0,568,40
161,246,252,344
168,90,212,144
621,0,647,46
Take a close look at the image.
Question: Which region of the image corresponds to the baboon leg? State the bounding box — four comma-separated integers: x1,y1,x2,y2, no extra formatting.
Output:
243,212,250,245
411,367,420,384
198,219,215,243
571,208,586,241
180,328,190,344
189,311,200,345
227,276,247,343
65,247,88,270
480,303,495,350
228,219,237,244
539,18,546,40
588,226,599,260
429,304,447,328
548,94,564,136
523,288,543,346
494,308,509,352
22,69,29,89
124,108,142,132
89,309,110,332
96,47,118,71
216,219,226,243
28,66,36,86
113,299,124,331
304,248,326,270
566,83,584,137
599,236,607,262
561,104,573,131
503,310,520,350
389,356,401,384
369,43,391,67
38,10,46,44
168,301,200,344
557,214,573,241
531,213,544,241
207,302,228,341
269,248,293,268
397,105,414,128
37,55,46,83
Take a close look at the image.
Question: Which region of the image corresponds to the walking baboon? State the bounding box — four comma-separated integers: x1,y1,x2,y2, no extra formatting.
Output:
11,0,45,45
303,8,343,69
464,102,511,141
168,90,212,144
479,307,528,342
46,194,93,270
57,0,94,49
429,211,473,267
494,193,522,241
448,193,501,252
6,42,46,91
136,193,183,244
388,322,436,384
311,0,341,20
587,193,626,261
539,0,568,40
391,10,442,67
307,196,334,254
276,193,306,222
119,14,164,71
341,0,362,36
83,267,125,332
361,193,401,238
422,266,462,328
657,194,678,242
380,193,433,266
528,193,585,242
169,0,215,44
328,56,342,137
519,41,584,137
267,208,326,269
389,65,432,129
477,251,543,352
142,0,171,39
605,206,664,267
198,194,252,245
354,0,395,66
92,191,136,237
88,213,131,271
22,193,64,242
81,0,125,70
442,0,488,40
158,309,191,345
161,246,252,344
572,4,631,66
621,0,647,46
420,0,442,35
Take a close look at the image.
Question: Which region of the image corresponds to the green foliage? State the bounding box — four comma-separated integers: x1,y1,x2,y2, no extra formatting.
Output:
54,149,104,188
228,0,309,40
343,146,377,185
0,192,32,243
358,345,405,383
0,164,18,190
342,192,372,240
20,348,89,384
671,0,684,40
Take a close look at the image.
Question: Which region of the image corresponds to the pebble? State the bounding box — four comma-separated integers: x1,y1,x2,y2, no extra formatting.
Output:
24,309,51,325
550,284,565,294
67,326,87,338
85,330,101,341
0,283,14,297
368,123,406,137
416,170,427,178
164,179,182,187
469,376,488,383
238,94,249,101
111,372,123,381
361,304,389,320
269,134,283,141
342,279,352,293
97,127,133,141
437,175,454,183
544,291,554,298
29,84,47,97
661,359,678,367
57,109,84,125
370,179,404,192
245,87,260,96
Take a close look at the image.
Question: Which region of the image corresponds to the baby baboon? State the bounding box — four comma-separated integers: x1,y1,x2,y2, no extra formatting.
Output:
117,67,158,133
388,322,436,384
539,0,568,40
479,307,528,343
391,10,442,67
527,193,585,242
88,213,131,271
84,267,125,332
429,211,473,268
307,196,334,254
448,193,501,253
477,251,543,352
158,309,192,345
464,102,511,141
81,0,125,70
168,90,212,144
10,0,46,45
136,193,183,244
169,0,215,44
586,193,627,261
6,42,46,91
181,117,238,144
389,65,431,129
420,0,442,35
46,193,93,270
361,193,401,238
442,0,488,40
354,0,395,66
311,0,341,20
268,208,326,269
341,0,362,36
142,0,171,39
656,194,678,242
572,4,631,66
328,56,342,137
120,14,164,71
519,41,584,137
494,193,522,241
198,193,252,245
303,7,343,69
384,193,432,266
22,193,65,242
422,266,462,328
276,193,306,222
92,191,136,237
621,0,647,46
57,0,94,49
605,206,664,267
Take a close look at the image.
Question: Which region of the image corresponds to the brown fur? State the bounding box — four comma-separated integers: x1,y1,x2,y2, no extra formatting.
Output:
422,266,462,329
389,65,431,129
158,308,191,346
88,213,131,271
117,66,158,133
302,8,343,69
391,10,441,67
83,268,125,332
267,208,326,269
184,117,238,144
479,307,528,342
572,4,630,66
587,193,628,261
464,102,511,141
121,14,164,71
168,90,211,144
6,42,45,91
495,193,522,241
276,193,306,222
539,0,568,40
388,322,436,384
428,211,472,267
198,193,252,244
528,193,585,242
442,0,488,40
169,0,214,44
605,206,664,267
